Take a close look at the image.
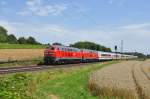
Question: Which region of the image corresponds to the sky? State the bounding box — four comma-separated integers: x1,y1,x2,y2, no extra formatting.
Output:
0,0,150,54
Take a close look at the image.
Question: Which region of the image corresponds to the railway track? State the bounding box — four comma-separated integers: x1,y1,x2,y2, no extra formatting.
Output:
0,62,101,74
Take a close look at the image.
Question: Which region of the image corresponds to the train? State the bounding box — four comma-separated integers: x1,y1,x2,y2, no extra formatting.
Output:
44,45,137,64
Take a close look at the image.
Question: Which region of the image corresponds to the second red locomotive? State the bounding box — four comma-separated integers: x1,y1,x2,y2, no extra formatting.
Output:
44,45,98,64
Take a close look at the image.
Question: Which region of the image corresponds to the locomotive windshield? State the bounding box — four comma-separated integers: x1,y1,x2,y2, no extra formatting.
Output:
49,47,55,50
47,46,55,50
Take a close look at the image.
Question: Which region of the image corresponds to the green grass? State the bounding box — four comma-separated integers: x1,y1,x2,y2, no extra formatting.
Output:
30,61,118,99
0,43,47,49
0,61,119,99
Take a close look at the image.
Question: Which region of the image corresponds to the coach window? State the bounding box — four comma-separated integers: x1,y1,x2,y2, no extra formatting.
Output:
62,48,64,51
69,48,71,51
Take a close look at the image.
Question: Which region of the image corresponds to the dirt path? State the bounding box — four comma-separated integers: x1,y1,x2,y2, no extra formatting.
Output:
89,60,150,99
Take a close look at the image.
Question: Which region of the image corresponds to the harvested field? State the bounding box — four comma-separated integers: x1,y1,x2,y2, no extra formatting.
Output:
89,60,150,99
0,49,44,61
133,62,150,99
141,60,150,80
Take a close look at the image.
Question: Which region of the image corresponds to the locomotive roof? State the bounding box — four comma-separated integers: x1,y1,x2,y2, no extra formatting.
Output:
51,45,81,51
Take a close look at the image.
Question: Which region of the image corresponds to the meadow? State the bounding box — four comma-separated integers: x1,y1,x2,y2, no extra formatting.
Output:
0,61,118,99
0,43,47,49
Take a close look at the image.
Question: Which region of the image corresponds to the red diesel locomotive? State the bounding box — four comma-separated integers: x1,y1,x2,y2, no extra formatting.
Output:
44,45,98,64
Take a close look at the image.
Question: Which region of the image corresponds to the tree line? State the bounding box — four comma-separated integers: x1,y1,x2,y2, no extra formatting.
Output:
70,41,112,52
0,26,40,44
124,52,146,59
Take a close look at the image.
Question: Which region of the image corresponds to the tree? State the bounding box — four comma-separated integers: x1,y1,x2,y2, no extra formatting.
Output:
26,36,39,44
18,37,27,44
0,26,8,43
52,42,62,46
70,41,112,52
7,34,18,44
147,54,150,58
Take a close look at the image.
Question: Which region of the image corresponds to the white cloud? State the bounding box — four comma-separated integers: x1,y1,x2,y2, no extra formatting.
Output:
19,0,67,16
108,0,126,7
0,20,18,34
0,20,68,42
118,23,150,38
120,23,150,29
0,0,6,5
108,0,114,4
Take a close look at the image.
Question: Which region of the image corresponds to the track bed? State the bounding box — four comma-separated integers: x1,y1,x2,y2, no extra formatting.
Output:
0,62,102,74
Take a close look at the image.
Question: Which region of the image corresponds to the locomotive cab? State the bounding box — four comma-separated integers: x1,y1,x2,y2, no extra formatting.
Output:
44,46,57,64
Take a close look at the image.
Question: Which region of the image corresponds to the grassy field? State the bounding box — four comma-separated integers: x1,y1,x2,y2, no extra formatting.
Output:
0,61,118,99
0,43,47,49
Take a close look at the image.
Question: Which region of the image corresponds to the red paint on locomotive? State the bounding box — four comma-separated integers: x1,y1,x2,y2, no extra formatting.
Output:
44,45,99,64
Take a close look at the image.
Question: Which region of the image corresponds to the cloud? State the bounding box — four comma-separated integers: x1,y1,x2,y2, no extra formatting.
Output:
108,0,126,7
119,23,150,37
0,20,68,42
108,0,114,4
0,20,18,34
0,20,112,45
19,0,68,16
120,23,150,29
0,0,6,5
